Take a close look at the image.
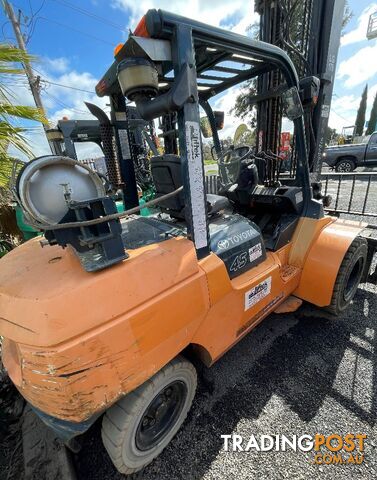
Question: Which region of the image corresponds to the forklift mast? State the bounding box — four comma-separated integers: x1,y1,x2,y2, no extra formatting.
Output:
255,0,345,180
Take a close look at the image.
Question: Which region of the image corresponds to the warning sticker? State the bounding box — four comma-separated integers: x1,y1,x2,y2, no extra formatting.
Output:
185,121,208,250
118,129,131,159
249,243,262,262
244,276,272,310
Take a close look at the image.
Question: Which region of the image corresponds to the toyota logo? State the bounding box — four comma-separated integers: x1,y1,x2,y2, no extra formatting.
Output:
217,239,230,249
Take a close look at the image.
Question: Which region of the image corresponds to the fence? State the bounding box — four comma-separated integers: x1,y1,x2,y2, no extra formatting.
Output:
321,172,377,222
205,172,377,224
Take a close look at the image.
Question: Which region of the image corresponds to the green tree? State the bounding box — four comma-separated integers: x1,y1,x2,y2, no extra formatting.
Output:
355,84,368,136
325,126,337,145
0,44,46,243
366,93,377,135
0,44,46,187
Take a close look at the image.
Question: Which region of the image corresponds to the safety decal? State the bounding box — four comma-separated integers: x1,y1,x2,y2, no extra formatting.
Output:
244,276,272,311
185,121,208,250
118,129,131,159
249,243,262,262
238,292,284,336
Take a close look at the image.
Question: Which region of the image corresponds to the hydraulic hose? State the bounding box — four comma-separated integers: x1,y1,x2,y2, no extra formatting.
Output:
27,186,183,231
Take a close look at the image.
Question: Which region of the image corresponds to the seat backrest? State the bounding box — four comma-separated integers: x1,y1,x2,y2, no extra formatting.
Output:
150,154,185,217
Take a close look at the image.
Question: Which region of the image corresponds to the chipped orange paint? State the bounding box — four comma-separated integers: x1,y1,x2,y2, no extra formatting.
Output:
0,216,364,423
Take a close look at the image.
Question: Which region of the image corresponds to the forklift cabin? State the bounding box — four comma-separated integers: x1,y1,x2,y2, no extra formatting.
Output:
0,10,369,476
95,9,324,270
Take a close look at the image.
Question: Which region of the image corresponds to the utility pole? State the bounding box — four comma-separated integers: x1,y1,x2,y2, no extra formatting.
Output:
3,0,54,153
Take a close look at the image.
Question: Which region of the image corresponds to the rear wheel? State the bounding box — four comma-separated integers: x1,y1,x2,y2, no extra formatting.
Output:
335,158,355,172
326,237,367,316
101,356,197,475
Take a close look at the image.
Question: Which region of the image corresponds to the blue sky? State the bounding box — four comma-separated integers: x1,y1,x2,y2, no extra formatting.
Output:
1,0,377,158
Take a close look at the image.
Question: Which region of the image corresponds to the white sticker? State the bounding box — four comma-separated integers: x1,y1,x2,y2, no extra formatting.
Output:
295,191,303,204
249,243,262,262
321,105,330,118
118,129,131,159
244,276,272,310
185,121,208,250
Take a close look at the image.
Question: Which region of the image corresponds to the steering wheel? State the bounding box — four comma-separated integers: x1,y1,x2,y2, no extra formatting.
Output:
215,145,253,189
216,145,253,164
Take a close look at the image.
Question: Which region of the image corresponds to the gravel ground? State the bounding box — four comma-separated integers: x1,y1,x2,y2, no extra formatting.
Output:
75,279,377,480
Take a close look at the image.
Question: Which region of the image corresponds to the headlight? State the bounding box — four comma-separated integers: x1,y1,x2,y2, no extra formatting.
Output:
117,57,158,101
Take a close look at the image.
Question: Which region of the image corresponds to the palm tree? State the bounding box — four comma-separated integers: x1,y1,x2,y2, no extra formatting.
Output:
0,44,46,187
0,44,46,243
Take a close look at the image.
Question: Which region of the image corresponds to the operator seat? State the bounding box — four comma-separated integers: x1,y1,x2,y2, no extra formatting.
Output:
150,154,230,219
224,158,260,206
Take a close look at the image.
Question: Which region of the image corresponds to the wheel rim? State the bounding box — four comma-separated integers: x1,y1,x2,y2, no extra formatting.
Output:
343,257,364,302
135,381,187,451
338,162,352,172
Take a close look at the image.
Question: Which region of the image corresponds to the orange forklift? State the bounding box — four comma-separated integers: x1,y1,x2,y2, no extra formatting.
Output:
0,10,375,475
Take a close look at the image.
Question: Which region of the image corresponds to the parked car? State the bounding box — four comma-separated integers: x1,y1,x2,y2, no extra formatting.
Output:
323,132,377,172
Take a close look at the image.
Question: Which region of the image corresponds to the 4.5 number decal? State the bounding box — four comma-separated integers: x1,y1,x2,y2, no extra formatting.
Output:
230,252,248,273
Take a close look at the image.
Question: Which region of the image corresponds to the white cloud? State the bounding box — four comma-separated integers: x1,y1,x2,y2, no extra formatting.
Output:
42,70,108,124
112,0,259,36
7,56,110,160
337,39,377,88
42,57,70,74
341,3,377,46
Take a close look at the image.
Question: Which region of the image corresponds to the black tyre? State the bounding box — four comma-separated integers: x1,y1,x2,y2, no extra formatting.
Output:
326,237,367,316
335,158,355,172
101,355,197,475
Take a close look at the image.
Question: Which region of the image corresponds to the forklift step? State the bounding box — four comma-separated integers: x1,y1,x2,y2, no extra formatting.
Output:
274,296,303,314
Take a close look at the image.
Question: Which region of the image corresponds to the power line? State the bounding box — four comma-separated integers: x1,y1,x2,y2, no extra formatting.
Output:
37,77,97,95
331,109,352,123
50,0,126,32
31,66,96,95
30,16,114,46
25,0,46,44
42,88,97,115
28,0,46,19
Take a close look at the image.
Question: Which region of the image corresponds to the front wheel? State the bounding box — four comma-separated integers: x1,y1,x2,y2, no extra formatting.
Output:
101,356,197,475
326,237,367,316
335,158,355,172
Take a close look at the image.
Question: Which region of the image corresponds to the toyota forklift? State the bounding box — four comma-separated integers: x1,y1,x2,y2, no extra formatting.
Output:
0,10,373,475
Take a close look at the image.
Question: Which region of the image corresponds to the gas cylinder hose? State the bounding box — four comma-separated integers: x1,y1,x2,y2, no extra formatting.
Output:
27,186,183,231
